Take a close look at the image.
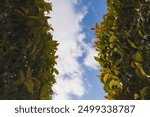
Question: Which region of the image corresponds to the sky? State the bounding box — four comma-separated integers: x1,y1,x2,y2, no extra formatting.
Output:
48,0,107,100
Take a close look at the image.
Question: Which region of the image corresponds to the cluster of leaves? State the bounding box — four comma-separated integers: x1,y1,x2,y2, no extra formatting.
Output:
0,0,58,99
95,0,150,99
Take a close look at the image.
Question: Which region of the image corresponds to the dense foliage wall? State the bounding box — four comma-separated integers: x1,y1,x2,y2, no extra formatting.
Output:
95,0,150,99
0,0,58,99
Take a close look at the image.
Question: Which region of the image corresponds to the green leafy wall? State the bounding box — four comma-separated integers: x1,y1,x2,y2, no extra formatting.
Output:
95,0,150,99
0,0,58,99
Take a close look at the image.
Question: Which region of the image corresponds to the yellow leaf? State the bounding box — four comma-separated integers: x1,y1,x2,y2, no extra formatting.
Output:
101,68,109,73
109,80,119,89
103,73,110,83
134,93,140,99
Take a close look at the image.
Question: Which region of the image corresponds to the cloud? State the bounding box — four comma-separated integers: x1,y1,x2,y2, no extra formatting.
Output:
53,76,85,99
48,0,87,99
48,0,98,99
83,43,99,70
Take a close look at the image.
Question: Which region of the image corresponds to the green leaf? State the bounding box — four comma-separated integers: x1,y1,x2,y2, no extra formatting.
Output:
140,86,149,99
138,30,144,37
53,68,59,75
20,70,25,81
24,79,34,95
94,56,99,62
96,23,99,28
114,69,120,75
133,52,144,62
114,47,118,52
127,39,137,49
109,43,114,49
28,16,39,20
109,35,117,43
40,84,48,98
119,48,125,58
31,77,41,90
26,21,37,27
14,9,25,17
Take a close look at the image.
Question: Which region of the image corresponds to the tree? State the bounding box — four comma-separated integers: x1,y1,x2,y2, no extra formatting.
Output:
95,0,150,99
0,0,58,99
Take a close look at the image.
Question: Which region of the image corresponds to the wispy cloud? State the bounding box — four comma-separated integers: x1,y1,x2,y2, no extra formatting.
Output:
48,0,98,99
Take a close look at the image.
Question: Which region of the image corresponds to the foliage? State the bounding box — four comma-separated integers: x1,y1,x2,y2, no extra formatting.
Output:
95,0,150,99
0,0,58,99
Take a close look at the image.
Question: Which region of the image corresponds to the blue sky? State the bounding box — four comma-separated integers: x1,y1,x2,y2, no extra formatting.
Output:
49,0,107,100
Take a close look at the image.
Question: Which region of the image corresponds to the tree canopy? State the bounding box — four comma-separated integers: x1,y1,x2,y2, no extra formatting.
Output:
95,0,150,99
0,0,58,99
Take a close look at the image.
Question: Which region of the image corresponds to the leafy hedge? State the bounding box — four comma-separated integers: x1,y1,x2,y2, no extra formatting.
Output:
95,0,150,99
0,0,58,99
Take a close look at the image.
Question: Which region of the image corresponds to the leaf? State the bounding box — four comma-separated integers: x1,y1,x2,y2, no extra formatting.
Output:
94,56,99,62
91,28,96,30
96,23,99,28
135,68,141,76
131,61,136,68
109,80,119,89
26,21,37,27
40,84,48,98
103,73,110,84
119,48,125,58
114,69,120,75
138,30,144,37
114,47,118,52
139,67,147,76
53,68,59,75
104,95,111,100
26,68,32,78
26,41,32,49
28,16,39,20
134,93,140,99
31,43,37,54
140,86,149,99
109,35,117,43
20,70,25,81
44,2,52,11
115,59,122,66
133,52,144,62
101,68,109,73
109,43,114,49
24,79,34,94
14,9,25,17
127,39,137,49
30,77,41,90
108,31,114,35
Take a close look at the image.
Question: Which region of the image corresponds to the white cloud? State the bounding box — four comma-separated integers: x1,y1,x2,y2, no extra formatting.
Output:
83,43,99,70
48,0,99,99
53,77,85,99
